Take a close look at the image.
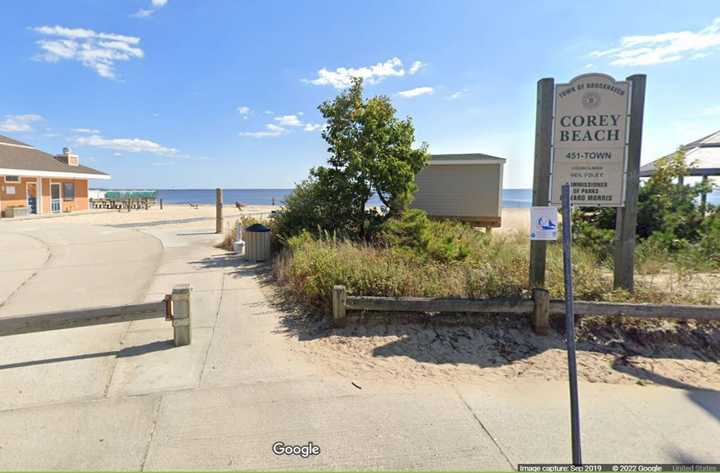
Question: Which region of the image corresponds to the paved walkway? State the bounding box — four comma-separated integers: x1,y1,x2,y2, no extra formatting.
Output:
0,214,718,470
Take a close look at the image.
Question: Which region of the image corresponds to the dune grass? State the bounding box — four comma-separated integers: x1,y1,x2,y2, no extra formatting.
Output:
273,224,713,314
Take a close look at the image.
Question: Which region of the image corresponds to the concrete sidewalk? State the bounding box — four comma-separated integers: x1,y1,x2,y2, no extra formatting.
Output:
0,215,718,470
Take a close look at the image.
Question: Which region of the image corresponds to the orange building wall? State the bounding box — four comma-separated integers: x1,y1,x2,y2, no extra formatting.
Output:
0,177,34,216
1,176,89,216
41,178,50,214
49,178,89,213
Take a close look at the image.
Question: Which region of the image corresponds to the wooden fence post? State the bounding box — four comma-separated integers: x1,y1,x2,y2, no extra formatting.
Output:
332,285,347,326
529,78,555,289
613,74,646,291
172,284,191,346
532,288,550,335
216,188,223,234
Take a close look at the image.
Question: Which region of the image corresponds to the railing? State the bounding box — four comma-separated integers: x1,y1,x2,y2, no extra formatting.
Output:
331,285,720,334
0,284,192,346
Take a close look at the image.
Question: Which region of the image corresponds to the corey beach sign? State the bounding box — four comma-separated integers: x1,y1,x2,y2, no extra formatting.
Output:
550,73,629,207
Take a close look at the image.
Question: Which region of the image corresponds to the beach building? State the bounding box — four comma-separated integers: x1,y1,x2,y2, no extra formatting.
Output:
411,153,506,228
0,134,110,217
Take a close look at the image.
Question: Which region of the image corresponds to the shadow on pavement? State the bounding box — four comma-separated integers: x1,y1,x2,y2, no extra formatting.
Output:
190,253,271,278
0,339,174,370
107,217,212,228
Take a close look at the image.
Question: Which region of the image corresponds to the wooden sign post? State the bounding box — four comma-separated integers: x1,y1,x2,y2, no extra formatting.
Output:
529,78,554,289
614,75,647,291
216,188,223,234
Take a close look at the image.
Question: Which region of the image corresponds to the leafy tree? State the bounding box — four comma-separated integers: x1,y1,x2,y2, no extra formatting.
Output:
274,78,429,240
573,147,715,258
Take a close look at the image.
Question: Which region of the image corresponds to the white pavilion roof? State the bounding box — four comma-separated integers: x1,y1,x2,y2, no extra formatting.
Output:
640,130,720,177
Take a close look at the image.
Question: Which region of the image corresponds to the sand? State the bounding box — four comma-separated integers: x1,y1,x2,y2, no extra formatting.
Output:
273,304,720,391
5,203,277,229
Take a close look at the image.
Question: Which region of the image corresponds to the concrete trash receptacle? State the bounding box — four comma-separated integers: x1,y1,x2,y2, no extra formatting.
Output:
244,223,272,262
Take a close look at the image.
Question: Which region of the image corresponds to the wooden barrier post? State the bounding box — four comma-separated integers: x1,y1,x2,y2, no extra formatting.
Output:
160,198,163,210
332,285,347,326
532,288,550,335
529,78,554,289
613,74,646,291
216,188,223,234
172,284,191,346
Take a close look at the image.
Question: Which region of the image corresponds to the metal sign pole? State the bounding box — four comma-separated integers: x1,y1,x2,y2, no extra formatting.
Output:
561,182,582,465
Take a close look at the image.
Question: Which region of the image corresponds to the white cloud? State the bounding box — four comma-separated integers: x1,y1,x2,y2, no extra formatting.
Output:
274,114,303,127
409,60,425,75
237,106,252,119
241,113,324,136
0,114,44,132
397,86,434,98
447,89,469,100
239,123,287,138
31,25,143,79
72,128,100,134
303,123,323,132
133,0,169,18
306,57,414,89
132,9,155,18
74,134,177,156
590,17,720,66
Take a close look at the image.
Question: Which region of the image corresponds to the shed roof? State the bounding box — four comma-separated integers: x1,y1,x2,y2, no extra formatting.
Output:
0,135,110,180
429,153,506,165
639,130,720,177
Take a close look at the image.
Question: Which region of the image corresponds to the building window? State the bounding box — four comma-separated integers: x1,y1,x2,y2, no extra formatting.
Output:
4,176,20,183
63,182,75,201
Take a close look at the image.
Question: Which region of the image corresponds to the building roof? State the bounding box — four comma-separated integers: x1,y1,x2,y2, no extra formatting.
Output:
639,130,720,177
429,153,506,165
0,135,110,180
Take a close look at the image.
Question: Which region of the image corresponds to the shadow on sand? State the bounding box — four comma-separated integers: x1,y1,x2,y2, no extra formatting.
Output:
266,279,720,388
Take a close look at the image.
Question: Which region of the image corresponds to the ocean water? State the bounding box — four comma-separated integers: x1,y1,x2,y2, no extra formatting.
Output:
101,188,720,209
149,188,536,208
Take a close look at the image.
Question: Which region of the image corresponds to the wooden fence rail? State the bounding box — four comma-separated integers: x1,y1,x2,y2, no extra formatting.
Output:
332,285,720,334
0,284,192,346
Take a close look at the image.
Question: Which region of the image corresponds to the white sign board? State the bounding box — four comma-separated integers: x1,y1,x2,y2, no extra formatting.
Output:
530,206,558,240
550,73,629,207
5,185,15,195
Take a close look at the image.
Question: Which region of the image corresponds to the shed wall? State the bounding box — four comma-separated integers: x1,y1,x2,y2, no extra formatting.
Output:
411,164,503,221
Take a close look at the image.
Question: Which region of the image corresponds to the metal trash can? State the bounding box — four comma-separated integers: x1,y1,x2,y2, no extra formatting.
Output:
244,223,272,262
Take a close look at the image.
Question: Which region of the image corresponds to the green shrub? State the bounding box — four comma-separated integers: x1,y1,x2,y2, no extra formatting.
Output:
570,148,720,274
571,217,615,261
376,209,489,263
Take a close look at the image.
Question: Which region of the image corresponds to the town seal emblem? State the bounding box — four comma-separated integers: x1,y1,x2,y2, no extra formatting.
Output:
581,91,601,110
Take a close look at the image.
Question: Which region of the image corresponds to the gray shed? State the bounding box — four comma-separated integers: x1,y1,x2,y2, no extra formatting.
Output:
411,153,506,228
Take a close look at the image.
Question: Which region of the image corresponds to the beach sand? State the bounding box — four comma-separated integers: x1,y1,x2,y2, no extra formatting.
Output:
52,204,532,234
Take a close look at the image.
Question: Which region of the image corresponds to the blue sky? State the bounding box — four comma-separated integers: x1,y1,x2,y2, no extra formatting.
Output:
1,1,719,189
